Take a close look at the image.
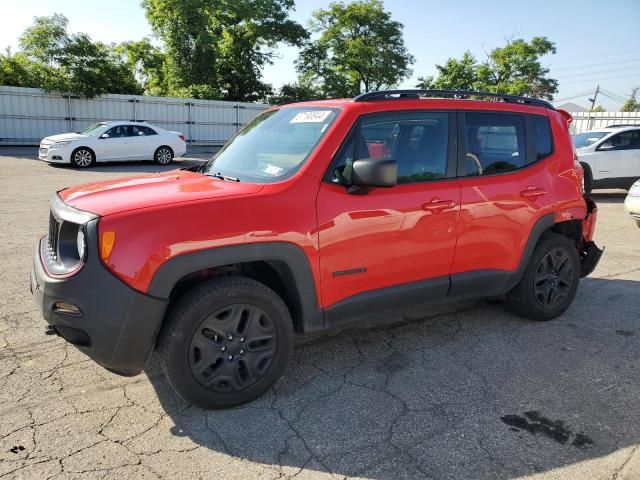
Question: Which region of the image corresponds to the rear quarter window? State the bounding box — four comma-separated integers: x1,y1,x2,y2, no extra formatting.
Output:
531,115,553,160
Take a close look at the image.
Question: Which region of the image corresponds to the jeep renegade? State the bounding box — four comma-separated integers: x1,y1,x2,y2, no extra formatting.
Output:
32,90,603,409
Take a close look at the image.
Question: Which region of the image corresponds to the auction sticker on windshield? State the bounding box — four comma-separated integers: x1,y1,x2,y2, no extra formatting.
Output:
290,111,332,123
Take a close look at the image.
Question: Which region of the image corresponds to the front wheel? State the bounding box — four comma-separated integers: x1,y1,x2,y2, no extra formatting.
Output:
505,234,581,321
154,146,174,165
157,277,293,409
71,147,95,168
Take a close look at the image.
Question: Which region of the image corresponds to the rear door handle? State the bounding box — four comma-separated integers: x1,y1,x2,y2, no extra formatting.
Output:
422,197,457,213
520,186,547,198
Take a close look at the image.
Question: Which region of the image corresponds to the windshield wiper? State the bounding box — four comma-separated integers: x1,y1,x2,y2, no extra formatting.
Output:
205,171,240,182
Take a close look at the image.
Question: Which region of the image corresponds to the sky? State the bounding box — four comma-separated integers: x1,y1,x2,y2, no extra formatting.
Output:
2,0,639,110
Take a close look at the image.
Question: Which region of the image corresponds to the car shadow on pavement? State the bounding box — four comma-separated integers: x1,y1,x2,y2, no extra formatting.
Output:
146,276,640,479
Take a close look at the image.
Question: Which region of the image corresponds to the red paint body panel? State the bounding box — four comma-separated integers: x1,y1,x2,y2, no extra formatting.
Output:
316,181,460,306
60,170,264,216
57,97,593,311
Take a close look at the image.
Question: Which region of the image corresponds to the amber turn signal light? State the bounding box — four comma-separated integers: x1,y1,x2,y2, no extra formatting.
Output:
100,231,116,261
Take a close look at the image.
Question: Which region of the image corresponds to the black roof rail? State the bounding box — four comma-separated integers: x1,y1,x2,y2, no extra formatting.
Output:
353,89,555,110
606,124,639,128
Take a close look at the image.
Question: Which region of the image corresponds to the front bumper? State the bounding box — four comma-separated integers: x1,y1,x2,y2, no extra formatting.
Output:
31,217,168,375
624,195,640,227
38,145,70,163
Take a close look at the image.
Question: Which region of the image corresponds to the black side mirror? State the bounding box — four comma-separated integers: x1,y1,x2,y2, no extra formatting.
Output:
351,158,397,189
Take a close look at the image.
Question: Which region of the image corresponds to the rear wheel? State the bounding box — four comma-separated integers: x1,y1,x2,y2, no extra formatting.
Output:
506,234,580,321
154,146,173,165
157,277,293,409
71,147,94,168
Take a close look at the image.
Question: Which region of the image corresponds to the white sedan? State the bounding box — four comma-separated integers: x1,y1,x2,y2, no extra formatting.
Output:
39,121,187,168
574,126,640,194
625,180,640,227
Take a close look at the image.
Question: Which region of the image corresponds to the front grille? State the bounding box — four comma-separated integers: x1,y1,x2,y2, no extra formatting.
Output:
48,212,60,260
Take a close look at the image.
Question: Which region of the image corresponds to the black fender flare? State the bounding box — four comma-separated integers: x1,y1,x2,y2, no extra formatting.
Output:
505,213,556,290
148,242,324,332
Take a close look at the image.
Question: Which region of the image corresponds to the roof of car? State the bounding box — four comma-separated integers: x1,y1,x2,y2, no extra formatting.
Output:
101,120,152,125
579,126,640,134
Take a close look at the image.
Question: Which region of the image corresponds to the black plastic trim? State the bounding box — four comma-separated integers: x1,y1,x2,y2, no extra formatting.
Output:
354,89,555,110
31,218,168,375
148,242,324,332
324,276,450,327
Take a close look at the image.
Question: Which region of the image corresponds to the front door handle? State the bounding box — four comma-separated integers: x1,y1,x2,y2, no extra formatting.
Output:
520,186,547,198
422,197,457,213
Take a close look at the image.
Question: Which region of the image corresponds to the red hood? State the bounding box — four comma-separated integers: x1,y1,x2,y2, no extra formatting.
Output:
60,170,264,216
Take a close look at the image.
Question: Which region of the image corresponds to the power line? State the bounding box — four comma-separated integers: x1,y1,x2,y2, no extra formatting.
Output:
601,88,632,101
552,90,594,103
599,88,628,102
551,58,640,72
561,74,640,85
556,65,640,79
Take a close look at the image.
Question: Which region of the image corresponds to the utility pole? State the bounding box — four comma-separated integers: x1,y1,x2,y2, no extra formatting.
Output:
588,85,600,130
589,85,600,111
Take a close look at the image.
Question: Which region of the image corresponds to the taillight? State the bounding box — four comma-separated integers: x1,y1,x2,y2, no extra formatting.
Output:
179,134,185,142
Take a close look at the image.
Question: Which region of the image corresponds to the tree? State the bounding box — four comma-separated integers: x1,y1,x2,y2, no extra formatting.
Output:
267,82,320,104
591,105,605,112
417,37,558,100
116,39,168,96
417,52,477,91
621,87,640,112
296,0,414,98
4,14,141,97
142,0,307,101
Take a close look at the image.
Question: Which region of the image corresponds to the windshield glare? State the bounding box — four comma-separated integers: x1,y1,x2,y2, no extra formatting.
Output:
573,131,608,148
203,107,339,183
80,123,108,136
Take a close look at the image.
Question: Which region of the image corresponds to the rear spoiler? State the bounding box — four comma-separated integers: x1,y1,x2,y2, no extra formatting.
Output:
557,109,573,126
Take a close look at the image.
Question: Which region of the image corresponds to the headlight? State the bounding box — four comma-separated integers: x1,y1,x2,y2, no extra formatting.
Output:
76,227,86,260
629,182,640,197
52,141,72,148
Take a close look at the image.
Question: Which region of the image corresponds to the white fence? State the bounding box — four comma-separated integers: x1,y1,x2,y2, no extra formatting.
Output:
568,111,640,134
0,86,268,146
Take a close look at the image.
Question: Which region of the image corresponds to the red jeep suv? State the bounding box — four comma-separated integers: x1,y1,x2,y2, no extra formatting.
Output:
32,90,602,409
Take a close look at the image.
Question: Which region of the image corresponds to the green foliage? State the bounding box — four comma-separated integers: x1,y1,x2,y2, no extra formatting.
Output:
2,14,141,97
591,104,605,112
296,0,414,98
116,39,168,96
621,87,640,112
267,82,320,104
417,37,558,100
142,0,307,101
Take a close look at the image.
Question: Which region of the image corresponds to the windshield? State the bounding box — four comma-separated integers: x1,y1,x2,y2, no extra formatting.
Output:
573,131,608,148
80,123,109,136
202,107,339,183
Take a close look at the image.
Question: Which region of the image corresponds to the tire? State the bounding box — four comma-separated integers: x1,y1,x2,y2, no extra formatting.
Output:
505,234,581,321
154,146,174,165
580,162,593,195
157,276,293,409
71,147,95,168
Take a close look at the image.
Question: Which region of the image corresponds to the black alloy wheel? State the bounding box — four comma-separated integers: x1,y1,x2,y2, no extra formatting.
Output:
533,249,574,309
188,304,277,392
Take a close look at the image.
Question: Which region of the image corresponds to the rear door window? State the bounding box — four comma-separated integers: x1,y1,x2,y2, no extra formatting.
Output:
463,113,526,176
